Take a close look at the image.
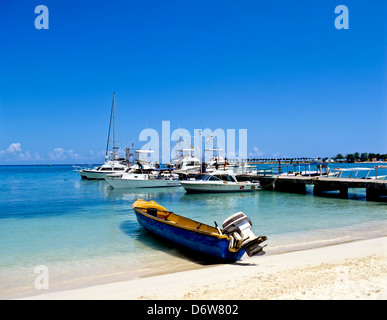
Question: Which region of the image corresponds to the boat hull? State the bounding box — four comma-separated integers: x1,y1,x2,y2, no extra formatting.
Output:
179,181,260,193
79,170,106,180
133,202,245,261
79,170,121,180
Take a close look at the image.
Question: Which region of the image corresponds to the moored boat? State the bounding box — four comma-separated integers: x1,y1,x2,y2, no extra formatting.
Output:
179,170,260,193
132,199,267,261
77,93,128,180
170,148,201,173
105,168,180,189
78,160,127,180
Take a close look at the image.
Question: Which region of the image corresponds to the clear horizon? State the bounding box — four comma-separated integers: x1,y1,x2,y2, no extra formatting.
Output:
1,0,386,164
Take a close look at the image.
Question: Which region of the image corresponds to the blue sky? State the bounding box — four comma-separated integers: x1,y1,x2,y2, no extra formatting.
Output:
0,0,386,164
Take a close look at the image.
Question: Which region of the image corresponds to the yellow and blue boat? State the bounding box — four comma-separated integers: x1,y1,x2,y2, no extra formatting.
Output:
132,199,267,261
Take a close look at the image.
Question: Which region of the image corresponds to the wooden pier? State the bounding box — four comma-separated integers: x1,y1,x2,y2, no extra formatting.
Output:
237,175,387,201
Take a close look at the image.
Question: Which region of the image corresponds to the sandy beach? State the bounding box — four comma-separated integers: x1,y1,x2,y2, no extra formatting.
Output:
20,236,387,300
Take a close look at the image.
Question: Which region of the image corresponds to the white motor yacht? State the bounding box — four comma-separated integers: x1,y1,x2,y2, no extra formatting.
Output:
78,159,128,180
171,148,201,173
179,170,260,193
105,168,180,189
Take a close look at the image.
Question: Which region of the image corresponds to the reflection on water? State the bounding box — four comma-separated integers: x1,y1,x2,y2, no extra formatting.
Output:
120,221,229,266
105,185,185,200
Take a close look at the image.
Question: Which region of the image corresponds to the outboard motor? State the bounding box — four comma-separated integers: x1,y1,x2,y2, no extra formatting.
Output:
222,212,267,256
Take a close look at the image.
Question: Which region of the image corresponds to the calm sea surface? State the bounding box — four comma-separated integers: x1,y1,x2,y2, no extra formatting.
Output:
0,164,386,298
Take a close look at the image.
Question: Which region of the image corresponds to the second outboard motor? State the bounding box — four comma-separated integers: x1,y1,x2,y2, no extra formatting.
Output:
222,212,267,256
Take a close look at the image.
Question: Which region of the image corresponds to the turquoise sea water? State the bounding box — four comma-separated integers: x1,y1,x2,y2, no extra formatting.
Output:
0,164,386,299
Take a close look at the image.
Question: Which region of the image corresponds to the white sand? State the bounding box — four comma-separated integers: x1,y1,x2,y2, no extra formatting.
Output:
20,236,387,300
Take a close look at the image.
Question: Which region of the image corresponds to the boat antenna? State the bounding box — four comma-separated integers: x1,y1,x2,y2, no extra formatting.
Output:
105,92,115,160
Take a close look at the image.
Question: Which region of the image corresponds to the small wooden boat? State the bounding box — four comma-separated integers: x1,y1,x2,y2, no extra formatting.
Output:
132,199,267,261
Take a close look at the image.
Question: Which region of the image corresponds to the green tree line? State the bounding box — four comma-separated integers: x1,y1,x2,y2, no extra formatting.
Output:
334,152,387,163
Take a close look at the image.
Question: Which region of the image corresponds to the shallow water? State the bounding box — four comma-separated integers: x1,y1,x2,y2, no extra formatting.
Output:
0,164,386,298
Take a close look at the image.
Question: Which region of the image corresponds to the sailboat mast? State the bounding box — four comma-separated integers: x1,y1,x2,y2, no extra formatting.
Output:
105,93,115,160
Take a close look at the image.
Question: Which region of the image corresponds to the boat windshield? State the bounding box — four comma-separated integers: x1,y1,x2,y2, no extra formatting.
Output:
199,174,236,182
200,174,223,181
